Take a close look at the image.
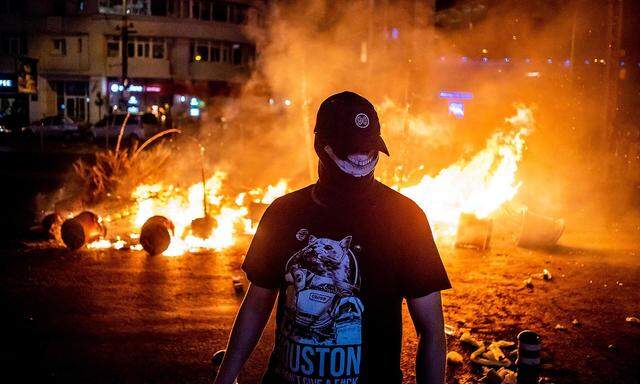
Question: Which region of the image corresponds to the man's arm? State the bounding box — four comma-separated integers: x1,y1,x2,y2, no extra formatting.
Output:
407,291,446,384
214,283,278,384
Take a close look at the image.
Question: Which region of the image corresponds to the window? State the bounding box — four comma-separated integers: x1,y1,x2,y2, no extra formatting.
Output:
111,36,166,59
152,39,164,59
195,41,209,61
189,1,249,24
51,80,89,122
107,36,120,57
232,44,242,65
99,0,151,15
52,38,67,55
191,40,252,66
0,36,25,55
78,38,82,53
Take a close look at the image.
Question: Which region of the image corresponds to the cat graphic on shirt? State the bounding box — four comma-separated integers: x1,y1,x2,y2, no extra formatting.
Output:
283,234,363,344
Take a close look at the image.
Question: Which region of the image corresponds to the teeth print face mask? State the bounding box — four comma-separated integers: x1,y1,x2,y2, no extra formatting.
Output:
324,145,379,177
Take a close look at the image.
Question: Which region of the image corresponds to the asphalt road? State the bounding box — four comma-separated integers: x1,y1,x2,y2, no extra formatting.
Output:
1,227,639,384
0,140,639,383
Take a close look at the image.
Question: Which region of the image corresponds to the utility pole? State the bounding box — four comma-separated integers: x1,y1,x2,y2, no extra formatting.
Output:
116,0,136,109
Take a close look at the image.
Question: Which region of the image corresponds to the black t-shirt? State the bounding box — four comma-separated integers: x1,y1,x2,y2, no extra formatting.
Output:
242,181,451,384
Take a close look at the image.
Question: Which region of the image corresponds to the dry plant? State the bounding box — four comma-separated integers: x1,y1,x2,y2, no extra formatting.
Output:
72,113,180,205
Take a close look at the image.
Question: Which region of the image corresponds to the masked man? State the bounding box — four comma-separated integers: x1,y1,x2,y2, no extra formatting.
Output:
214,91,451,384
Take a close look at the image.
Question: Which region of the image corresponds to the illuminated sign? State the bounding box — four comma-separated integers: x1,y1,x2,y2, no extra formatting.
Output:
109,83,148,93
146,85,161,93
0,79,13,88
448,102,464,119
189,108,200,117
439,91,473,100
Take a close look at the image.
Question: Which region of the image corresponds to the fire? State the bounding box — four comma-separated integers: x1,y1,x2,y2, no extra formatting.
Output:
128,175,289,256
399,105,534,240
85,106,534,255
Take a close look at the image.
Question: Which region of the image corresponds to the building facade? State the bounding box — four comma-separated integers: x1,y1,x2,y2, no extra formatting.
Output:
0,0,265,127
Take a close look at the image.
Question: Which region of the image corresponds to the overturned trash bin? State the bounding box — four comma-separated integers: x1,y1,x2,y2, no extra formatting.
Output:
517,209,564,249
61,211,107,250
190,215,216,239
455,213,492,250
140,215,175,255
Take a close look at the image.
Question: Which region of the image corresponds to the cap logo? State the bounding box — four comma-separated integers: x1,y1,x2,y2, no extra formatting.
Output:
355,113,370,129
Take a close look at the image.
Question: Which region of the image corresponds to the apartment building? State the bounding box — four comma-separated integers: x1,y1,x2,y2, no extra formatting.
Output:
0,0,265,127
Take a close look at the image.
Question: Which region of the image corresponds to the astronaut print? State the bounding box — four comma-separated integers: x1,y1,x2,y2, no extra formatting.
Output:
274,233,364,383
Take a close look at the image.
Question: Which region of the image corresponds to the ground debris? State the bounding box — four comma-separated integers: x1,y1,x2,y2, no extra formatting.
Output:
460,332,483,348
625,316,640,324
554,324,567,331
447,351,464,364
232,276,244,295
444,323,456,336
532,268,553,281
523,276,534,289
480,367,517,384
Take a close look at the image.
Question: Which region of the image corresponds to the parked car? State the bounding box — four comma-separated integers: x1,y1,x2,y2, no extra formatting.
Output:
91,113,160,145
28,115,80,138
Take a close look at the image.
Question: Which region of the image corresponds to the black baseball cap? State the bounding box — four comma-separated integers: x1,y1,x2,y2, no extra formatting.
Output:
314,91,390,156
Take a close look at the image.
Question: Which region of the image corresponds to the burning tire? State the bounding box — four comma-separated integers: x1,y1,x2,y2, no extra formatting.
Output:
61,211,107,250
140,215,175,255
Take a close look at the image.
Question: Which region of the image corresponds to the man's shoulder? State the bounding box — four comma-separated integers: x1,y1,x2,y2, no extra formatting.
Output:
374,181,425,215
267,184,314,211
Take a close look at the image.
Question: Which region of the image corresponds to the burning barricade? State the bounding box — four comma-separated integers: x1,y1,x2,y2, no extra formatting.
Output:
38,105,555,257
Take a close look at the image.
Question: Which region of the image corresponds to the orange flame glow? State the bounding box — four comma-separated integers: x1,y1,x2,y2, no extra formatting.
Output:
399,105,534,240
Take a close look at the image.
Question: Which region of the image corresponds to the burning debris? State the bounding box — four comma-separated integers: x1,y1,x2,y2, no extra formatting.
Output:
36,105,550,257
61,211,106,250
455,213,493,250
400,105,535,243
139,216,175,255
517,210,565,249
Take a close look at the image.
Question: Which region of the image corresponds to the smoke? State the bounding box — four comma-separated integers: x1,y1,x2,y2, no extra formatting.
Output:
40,0,637,234
210,0,636,227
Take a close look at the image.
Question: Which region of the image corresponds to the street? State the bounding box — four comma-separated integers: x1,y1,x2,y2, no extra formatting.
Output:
1,226,638,384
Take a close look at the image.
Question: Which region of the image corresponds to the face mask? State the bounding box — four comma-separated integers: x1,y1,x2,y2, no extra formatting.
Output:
324,145,379,177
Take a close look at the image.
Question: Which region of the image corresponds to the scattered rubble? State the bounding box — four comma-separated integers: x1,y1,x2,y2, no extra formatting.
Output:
232,276,244,295
625,316,640,324
446,351,464,364
480,367,517,384
554,324,567,331
61,211,106,250
460,332,483,348
444,324,456,336
523,277,534,289
470,341,514,367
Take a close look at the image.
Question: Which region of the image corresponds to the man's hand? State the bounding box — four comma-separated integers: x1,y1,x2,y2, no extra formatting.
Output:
407,291,446,384
214,283,278,384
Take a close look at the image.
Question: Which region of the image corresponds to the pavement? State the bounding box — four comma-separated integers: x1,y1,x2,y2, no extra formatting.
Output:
0,226,639,384
0,139,639,383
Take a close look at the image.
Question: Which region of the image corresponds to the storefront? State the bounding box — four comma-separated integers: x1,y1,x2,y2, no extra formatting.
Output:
0,56,37,132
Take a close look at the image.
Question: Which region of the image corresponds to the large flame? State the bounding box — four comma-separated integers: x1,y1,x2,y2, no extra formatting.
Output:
89,106,534,255
130,173,290,256
399,105,534,240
